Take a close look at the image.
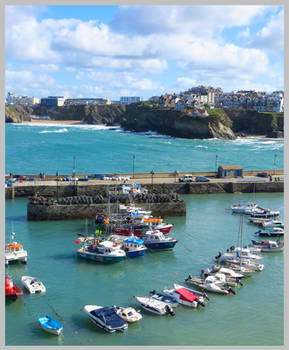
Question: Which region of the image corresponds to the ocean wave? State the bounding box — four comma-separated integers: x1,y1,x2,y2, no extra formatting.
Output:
39,128,68,134
12,122,118,130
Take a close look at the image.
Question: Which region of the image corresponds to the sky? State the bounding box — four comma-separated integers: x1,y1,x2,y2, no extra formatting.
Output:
5,5,284,100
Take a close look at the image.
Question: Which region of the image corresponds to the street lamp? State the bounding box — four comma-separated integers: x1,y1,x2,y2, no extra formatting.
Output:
215,154,218,174
274,154,277,175
56,170,59,200
150,170,155,185
132,154,135,179
174,170,179,183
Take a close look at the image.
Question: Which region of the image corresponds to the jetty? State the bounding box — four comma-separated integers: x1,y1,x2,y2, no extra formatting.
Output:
5,169,283,220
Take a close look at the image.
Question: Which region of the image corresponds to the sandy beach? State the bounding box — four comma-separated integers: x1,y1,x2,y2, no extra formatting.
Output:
22,119,85,125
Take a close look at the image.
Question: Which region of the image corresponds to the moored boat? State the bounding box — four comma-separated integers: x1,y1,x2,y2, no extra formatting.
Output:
262,220,284,229
185,275,236,294
162,283,208,307
21,276,46,294
38,315,63,336
114,306,142,323
5,276,23,300
83,305,128,333
5,232,28,266
149,290,179,307
133,296,175,316
255,227,284,237
250,239,284,252
77,240,126,263
141,230,178,250
121,237,147,258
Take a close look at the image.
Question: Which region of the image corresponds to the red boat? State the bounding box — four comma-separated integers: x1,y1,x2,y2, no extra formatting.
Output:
114,223,173,236
5,277,23,300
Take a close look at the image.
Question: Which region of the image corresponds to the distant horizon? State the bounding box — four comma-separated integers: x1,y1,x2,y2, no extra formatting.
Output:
6,5,284,100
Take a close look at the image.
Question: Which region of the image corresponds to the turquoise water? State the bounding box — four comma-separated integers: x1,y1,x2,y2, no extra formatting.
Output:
5,123,284,345
5,123,283,174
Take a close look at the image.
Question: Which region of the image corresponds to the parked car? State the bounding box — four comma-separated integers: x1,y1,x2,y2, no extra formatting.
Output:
179,174,193,182
195,176,210,182
257,172,269,178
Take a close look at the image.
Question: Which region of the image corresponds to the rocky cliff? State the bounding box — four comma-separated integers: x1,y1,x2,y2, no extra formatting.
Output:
6,103,283,139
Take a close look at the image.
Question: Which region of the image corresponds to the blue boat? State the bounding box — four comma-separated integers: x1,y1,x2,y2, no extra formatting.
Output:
38,315,63,336
122,237,147,258
77,240,126,263
141,230,178,250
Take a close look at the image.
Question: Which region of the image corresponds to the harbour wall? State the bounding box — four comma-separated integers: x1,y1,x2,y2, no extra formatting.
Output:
6,180,284,200
27,193,186,220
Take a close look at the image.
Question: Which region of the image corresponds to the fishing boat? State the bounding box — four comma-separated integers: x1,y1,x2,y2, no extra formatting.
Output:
133,296,175,316
250,239,284,252
121,237,147,258
149,290,179,307
140,230,178,250
21,276,46,294
185,275,236,294
162,283,208,307
114,222,173,236
83,305,128,333
5,232,28,266
5,276,23,300
114,306,142,322
38,315,63,335
77,240,126,263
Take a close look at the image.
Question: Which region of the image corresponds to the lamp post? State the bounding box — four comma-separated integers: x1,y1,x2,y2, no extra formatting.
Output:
132,154,135,179
274,154,277,176
215,154,218,174
150,170,154,185
174,170,179,183
56,170,59,200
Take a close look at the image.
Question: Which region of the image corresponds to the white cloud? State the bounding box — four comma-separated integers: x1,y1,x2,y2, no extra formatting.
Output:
238,27,250,39
176,77,196,90
247,9,283,54
6,69,55,90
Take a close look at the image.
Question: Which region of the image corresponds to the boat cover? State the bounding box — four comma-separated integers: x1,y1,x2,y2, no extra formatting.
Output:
175,288,197,302
124,237,144,244
91,307,126,328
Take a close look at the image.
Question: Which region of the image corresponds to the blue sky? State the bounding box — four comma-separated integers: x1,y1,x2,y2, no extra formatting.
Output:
5,5,284,100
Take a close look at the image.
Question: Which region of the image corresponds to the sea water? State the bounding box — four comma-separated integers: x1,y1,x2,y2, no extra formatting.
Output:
5,124,284,346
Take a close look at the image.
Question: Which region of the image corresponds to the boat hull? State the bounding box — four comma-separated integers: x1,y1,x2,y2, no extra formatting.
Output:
77,250,126,263
144,241,177,250
126,249,146,258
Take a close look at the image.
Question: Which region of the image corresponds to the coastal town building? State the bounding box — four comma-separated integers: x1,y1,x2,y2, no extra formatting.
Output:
40,96,66,107
120,96,141,104
64,98,111,106
6,92,40,106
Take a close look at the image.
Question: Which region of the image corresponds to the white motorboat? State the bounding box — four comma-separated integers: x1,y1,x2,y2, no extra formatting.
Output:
222,258,264,272
255,227,284,237
114,306,142,323
249,239,284,252
149,290,179,308
162,283,208,308
201,266,244,280
133,296,175,316
231,202,259,214
215,248,262,264
5,232,28,266
262,220,284,229
225,263,254,277
21,276,46,294
185,275,236,295
83,305,128,333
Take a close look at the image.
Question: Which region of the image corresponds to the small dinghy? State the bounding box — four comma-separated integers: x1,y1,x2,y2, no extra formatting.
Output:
38,315,63,336
149,290,179,307
5,276,23,300
185,275,236,294
83,305,128,333
114,306,142,322
133,296,175,316
162,283,208,307
21,276,46,294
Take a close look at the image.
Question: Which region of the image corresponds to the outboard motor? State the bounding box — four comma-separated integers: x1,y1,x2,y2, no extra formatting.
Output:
203,292,210,301
227,287,236,295
196,298,206,307
150,289,156,295
185,275,192,281
215,252,222,260
165,305,175,316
